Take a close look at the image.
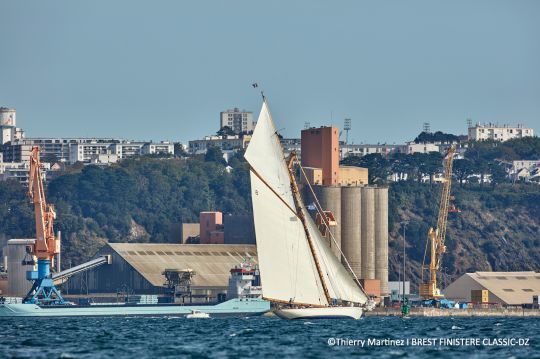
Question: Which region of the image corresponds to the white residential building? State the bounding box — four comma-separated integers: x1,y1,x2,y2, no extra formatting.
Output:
0,161,50,183
406,142,440,154
3,138,174,164
280,138,302,159
5,138,122,163
1,144,33,163
188,135,251,154
512,160,540,172
110,142,145,159
141,142,174,156
342,144,406,158
88,153,119,165
510,160,540,182
69,143,112,164
219,108,255,134
468,123,534,142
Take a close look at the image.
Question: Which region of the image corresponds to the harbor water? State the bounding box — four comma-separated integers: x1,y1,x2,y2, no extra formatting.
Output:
0,316,538,358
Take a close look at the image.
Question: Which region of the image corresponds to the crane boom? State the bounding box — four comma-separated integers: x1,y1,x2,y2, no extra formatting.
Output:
27,147,60,260
419,146,456,299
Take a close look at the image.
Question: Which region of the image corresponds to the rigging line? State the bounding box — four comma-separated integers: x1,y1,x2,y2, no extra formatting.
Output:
287,154,331,305
297,160,368,296
249,167,297,217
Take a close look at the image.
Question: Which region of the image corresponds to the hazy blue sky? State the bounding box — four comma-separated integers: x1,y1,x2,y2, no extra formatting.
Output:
1,1,539,144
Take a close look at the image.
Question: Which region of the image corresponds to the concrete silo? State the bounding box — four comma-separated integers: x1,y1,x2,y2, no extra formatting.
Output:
360,187,375,279
340,186,361,278
314,185,342,258
374,187,389,296
6,239,36,297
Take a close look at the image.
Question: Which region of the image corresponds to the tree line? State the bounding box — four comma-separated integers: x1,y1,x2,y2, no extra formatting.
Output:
342,137,540,186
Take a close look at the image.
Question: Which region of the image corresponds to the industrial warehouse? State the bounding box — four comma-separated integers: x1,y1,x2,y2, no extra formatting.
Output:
443,272,540,306
64,243,258,303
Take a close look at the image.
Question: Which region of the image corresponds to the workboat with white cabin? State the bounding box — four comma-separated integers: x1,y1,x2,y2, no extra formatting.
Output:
244,97,374,320
186,310,210,319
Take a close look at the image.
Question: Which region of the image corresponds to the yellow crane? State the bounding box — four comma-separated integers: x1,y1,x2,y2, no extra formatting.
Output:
419,146,456,299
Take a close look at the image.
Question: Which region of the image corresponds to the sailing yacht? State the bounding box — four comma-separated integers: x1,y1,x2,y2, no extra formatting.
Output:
244,99,373,320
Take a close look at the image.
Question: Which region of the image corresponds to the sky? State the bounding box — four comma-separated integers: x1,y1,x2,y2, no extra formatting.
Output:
1,0,539,144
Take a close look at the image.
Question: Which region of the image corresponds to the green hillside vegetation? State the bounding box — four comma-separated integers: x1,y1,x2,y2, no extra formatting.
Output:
414,131,461,144
0,137,538,290
0,149,251,266
388,182,540,289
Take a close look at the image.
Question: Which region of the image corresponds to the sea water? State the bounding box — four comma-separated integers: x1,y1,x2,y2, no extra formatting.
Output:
0,316,538,358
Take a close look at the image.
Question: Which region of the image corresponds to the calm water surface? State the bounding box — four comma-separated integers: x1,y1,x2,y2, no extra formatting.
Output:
0,316,538,358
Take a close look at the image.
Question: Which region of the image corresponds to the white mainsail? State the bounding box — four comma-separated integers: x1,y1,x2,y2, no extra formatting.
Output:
245,100,367,306
246,102,328,306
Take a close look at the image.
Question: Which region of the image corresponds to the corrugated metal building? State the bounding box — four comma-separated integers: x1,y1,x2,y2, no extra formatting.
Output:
65,243,257,301
443,272,540,305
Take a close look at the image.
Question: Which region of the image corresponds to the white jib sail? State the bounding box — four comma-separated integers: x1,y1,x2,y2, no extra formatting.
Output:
245,101,328,306
302,205,368,305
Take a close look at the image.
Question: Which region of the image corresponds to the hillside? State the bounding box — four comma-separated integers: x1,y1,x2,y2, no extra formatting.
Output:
0,146,539,290
0,151,251,266
388,182,540,290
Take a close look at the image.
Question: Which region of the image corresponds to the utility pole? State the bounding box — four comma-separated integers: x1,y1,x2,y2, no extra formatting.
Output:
402,221,407,303
401,221,410,316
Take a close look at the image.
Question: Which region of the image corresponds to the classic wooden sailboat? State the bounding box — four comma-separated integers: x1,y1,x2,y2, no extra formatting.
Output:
244,99,374,320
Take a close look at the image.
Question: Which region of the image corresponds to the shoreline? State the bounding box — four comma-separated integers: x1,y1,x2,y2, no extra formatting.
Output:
366,308,540,317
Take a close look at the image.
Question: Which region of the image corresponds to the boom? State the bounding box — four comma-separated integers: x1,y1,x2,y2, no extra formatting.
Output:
419,146,456,299
27,147,60,261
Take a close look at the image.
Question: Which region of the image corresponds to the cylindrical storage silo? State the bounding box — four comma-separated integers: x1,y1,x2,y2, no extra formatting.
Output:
361,187,375,279
7,239,36,297
340,186,361,278
374,187,389,296
313,186,342,259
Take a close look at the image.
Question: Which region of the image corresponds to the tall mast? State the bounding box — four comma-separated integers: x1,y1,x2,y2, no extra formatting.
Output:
286,153,332,305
